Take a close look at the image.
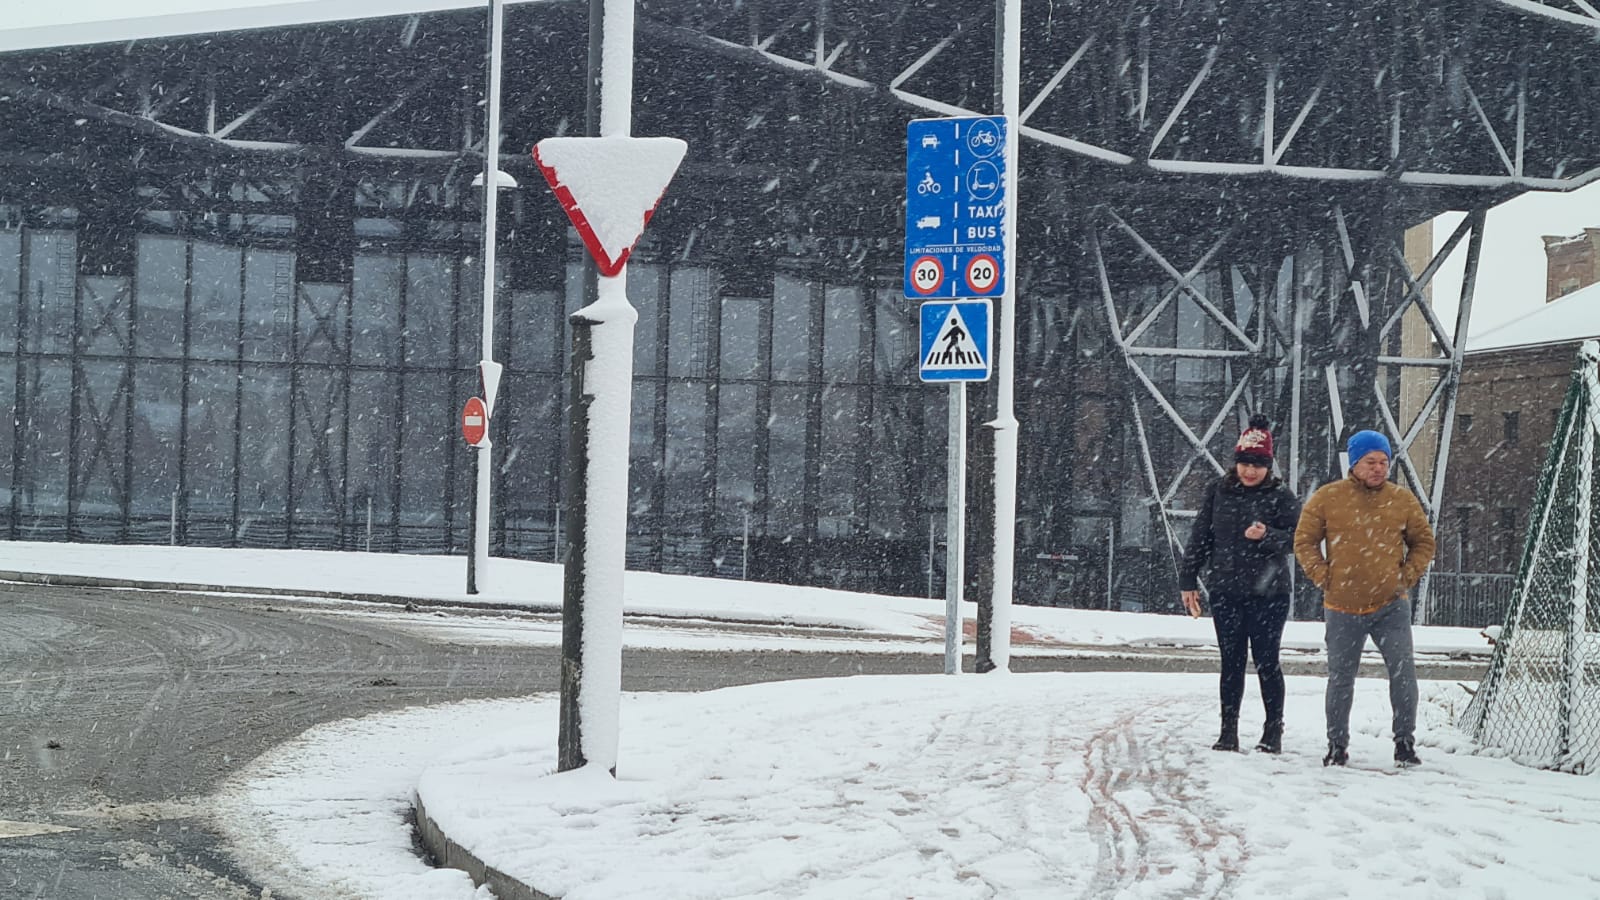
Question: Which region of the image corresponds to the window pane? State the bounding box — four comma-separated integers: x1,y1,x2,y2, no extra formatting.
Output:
874,286,914,383
185,365,239,536
0,361,13,514
0,229,19,350
631,264,662,375
16,359,71,528
297,284,349,364
501,375,562,557
292,368,347,522
239,366,290,519
720,298,762,381
242,249,294,362
716,384,757,532
75,360,130,520
818,385,858,536
24,231,76,354
404,255,456,367
353,254,402,365
668,267,714,379
509,289,562,374
665,382,708,525
629,381,662,531
192,243,241,360
79,276,131,356
137,236,186,357
348,371,399,541
767,387,808,533
131,362,182,518
772,274,811,382
823,285,862,380
399,372,450,536
868,390,916,539
456,256,485,367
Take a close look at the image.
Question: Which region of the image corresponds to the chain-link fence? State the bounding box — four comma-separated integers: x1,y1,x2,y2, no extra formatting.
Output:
1460,342,1600,774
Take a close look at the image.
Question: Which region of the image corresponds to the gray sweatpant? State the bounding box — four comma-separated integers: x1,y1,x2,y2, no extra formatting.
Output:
1324,598,1417,747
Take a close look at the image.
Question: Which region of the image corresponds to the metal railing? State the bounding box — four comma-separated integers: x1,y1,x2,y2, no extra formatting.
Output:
1427,572,1517,629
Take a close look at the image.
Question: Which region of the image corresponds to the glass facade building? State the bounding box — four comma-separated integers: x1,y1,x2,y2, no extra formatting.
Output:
4,0,1591,621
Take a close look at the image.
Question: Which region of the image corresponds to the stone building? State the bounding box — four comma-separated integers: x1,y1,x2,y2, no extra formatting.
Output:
1438,272,1600,626
1544,228,1600,302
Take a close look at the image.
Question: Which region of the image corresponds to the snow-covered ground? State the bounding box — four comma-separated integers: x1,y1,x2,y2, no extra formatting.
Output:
8,543,1586,900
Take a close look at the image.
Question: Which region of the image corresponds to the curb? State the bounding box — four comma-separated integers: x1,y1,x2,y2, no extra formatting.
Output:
0,568,559,614
415,794,555,900
0,569,887,633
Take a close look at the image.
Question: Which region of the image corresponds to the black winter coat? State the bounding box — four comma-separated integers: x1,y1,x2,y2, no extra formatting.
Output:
1179,472,1301,598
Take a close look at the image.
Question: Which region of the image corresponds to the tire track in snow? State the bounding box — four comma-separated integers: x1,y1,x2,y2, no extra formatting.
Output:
1079,702,1246,899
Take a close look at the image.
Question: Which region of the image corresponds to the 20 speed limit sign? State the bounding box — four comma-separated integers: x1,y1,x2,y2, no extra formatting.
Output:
965,254,1000,295
910,255,945,295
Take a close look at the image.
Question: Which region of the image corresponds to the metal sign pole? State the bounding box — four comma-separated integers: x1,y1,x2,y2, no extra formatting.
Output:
979,0,1022,673
945,382,967,675
468,0,508,594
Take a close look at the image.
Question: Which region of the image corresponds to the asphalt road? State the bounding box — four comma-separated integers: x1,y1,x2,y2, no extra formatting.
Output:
0,581,1488,899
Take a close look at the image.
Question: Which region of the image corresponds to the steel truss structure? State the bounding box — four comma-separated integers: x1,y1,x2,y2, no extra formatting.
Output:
1,0,1597,617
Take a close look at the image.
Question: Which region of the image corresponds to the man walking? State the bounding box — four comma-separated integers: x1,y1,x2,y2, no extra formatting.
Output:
1294,430,1435,768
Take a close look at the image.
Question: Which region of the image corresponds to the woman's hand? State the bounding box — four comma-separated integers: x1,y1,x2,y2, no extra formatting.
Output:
1244,520,1266,541
1181,590,1202,618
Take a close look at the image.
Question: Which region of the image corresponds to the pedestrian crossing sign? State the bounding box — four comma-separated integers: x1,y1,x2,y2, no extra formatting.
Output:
919,300,991,383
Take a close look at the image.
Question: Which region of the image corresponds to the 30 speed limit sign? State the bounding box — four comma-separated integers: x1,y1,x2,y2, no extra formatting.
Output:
910,255,945,295
964,254,1000,295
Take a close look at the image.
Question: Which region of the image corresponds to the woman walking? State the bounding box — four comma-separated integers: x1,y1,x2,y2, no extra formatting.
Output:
1179,415,1301,753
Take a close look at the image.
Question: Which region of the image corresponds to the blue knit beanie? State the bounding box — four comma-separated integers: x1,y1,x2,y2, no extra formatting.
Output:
1346,429,1392,465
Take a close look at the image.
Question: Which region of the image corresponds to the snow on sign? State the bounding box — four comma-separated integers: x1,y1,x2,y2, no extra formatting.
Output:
533,136,687,277
919,300,992,383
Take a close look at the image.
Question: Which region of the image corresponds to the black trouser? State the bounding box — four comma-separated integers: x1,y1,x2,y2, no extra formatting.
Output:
1210,592,1291,724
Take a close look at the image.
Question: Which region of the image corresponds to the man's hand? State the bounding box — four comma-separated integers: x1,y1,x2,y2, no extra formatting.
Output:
1244,521,1266,541
1181,590,1202,618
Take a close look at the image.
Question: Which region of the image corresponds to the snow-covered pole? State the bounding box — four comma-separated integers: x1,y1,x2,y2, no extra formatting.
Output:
467,0,509,595
978,0,1021,672
557,0,636,778
550,0,684,777
1562,340,1599,763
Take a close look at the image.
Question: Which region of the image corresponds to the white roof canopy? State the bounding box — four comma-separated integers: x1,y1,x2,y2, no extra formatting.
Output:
2,0,555,53
1468,281,1600,354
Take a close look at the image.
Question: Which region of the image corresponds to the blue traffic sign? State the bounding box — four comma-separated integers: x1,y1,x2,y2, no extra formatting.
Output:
905,116,1008,300
919,300,992,382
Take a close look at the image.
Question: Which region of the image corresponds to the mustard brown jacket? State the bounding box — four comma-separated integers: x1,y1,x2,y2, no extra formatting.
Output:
1293,473,1436,615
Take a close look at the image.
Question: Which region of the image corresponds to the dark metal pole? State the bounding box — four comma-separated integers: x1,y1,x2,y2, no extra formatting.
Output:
558,323,596,772
556,0,607,774
974,0,1005,673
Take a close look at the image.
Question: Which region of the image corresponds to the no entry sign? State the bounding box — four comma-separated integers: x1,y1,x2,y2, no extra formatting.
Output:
461,396,488,446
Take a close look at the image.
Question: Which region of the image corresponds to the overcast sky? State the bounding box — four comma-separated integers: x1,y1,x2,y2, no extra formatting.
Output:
1433,179,1600,336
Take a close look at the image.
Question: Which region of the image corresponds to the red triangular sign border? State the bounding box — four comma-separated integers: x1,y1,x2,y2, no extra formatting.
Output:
533,136,687,277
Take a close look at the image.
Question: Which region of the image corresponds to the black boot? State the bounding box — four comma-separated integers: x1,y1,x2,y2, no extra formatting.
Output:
1255,720,1283,754
1322,743,1348,766
1395,737,1422,768
1212,717,1240,752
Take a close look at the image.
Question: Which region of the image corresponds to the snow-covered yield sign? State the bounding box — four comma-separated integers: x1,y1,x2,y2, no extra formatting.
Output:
533,136,687,277
919,300,992,382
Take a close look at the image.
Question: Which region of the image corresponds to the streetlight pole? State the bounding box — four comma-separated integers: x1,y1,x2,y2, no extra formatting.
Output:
468,0,511,594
